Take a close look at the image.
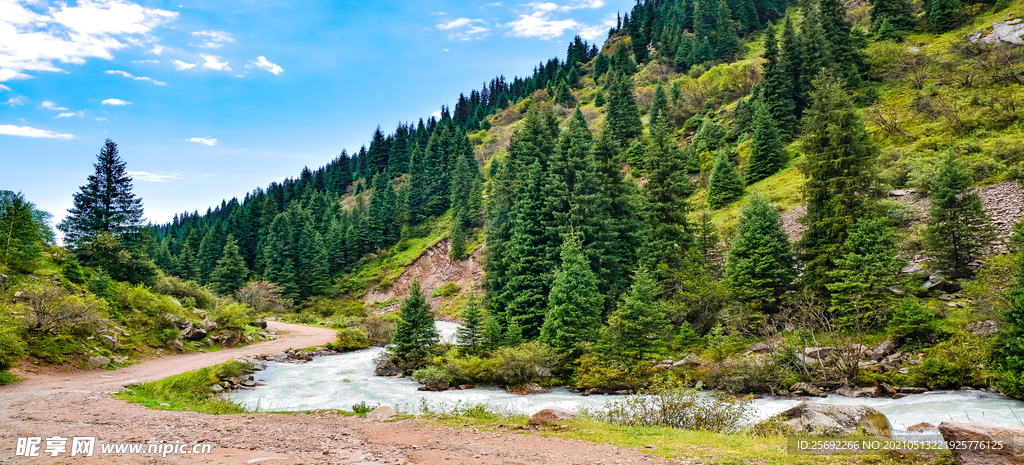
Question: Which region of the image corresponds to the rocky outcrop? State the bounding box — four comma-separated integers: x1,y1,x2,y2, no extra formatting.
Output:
967,320,1000,337
510,383,551,395
88,355,111,368
968,19,1024,45
360,239,484,316
772,402,892,437
938,421,1024,465
166,338,184,351
374,360,403,377
790,382,827,397
530,407,576,424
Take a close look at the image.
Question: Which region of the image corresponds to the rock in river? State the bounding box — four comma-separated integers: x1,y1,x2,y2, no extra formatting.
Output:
770,401,892,437
938,421,1024,465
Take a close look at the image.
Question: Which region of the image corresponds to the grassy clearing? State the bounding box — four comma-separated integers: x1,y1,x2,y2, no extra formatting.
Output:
115,359,253,414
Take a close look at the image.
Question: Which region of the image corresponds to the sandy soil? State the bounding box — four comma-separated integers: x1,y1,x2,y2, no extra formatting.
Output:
0,322,667,465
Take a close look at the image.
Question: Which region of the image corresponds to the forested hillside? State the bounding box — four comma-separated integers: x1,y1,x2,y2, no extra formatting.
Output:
6,0,1024,404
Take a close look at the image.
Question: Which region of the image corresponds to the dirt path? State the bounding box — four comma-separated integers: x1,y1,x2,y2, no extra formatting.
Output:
0,322,667,465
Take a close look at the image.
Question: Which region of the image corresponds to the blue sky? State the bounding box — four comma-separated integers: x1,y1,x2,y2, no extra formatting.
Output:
0,0,632,231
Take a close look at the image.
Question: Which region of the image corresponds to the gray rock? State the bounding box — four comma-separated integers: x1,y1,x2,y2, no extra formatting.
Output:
210,384,224,393
938,421,1024,465
511,382,551,395
747,342,773,353
267,352,289,363
529,407,576,424
836,386,878,398
88,355,111,367
374,361,403,377
0,274,8,290
240,379,257,387
899,386,927,394
201,318,218,331
424,380,449,391
671,354,704,367
166,338,184,351
873,340,897,358
220,330,243,347
771,402,892,437
804,347,836,359
366,405,398,421
101,334,118,351
967,19,1024,45
113,326,130,337
890,189,916,197
923,273,948,291
13,290,26,300
966,320,1000,337
790,382,827,397
252,319,268,329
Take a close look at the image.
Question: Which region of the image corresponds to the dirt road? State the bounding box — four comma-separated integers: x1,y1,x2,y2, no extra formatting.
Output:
0,322,666,465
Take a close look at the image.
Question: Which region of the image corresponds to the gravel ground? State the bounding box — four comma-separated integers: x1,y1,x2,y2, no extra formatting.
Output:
0,322,666,465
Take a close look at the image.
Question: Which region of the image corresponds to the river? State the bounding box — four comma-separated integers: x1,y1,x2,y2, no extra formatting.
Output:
232,322,1024,430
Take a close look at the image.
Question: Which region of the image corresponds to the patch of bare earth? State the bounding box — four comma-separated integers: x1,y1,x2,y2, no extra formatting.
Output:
2,322,662,464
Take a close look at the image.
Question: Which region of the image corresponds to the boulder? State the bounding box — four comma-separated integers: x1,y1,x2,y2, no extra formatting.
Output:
252,319,268,329
899,386,927,394
240,379,257,387
0,273,8,290
101,334,118,351
220,330,243,347
374,361,403,377
366,406,398,421
13,290,26,300
966,320,1000,338
529,407,576,424
88,355,111,367
938,421,1024,465
804,347,836,359
967,19,1024,45
906,422,937,433
836,386,878,398
424,380,449,391
873,340,897,358
166,338,184,351
266,352,289,363
671,354,705,368
179,322,208,341
202,318,218,331
771,402,892,438
900,263,924,275
511,383,551,395
747,342,774,353
210,384,224,393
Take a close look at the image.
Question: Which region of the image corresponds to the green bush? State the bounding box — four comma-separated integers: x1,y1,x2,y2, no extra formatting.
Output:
889,299,937,346
491,341,560,386
0,370,18,385
334,328,371,351
411,365,452,384
587,378,753,432
211,303,251,332
358,313,398,347
439,354,498,385
0,326,27,371
914,333,992,389
432,282,461,298
352,401,378,414
706,358,795,394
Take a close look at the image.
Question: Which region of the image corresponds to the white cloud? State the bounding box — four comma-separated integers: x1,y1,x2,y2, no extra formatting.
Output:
442,48,450,52
437,18,490,40
132,59,159,63
199,54,230,71
437,18,478,29
507,11,579,40
55,111,84,118
106,69,166,85
0,84,10,91
127,170,179,182
187,137,217,146
0,0,178,82
432,110,442,117
172,59,196,70
248,55,282,75
191,30,235,48
95,117,108,121
0,124,75,139
3,96,27,105
150,44,170,55
101,98,131,105
41,100,67,110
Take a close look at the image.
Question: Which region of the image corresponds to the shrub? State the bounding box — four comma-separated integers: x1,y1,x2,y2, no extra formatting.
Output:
914,332,992,389
211,303,251,332
491,341,560,386
235,280,291,313
706,357,795,394
439,354,498,384
432,282,461,298
334,328,371,351
411,365,452,384
585,378,753,432
17,281,105,335
352,401,378,414
359,314,398,347
889,299,936,346
0,325,27,371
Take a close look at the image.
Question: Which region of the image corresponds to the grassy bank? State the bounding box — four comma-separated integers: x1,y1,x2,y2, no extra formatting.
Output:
115,359,253,414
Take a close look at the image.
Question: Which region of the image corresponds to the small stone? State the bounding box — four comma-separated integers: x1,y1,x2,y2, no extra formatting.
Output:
88,355,111,367
366,406,398,421
529,407,575,424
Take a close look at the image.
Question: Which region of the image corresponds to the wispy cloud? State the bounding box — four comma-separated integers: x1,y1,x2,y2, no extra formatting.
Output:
191,30,235,48
127,170,180,182
41,101,67,110
187,137,217,146
132,59,160,64
437,18,480,29
101,98,132,105
0,84,10,91
505,2,609,40
248,56,283,75
172,60,196,70
95,117,109,122
150,44,171,55
0,124,75,139
437,18,490,40
3,96,27,105
106,70,166,85
0,0,178,82
55,111,85,118
200,54,231,71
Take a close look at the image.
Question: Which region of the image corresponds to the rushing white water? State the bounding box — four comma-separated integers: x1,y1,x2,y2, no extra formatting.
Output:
233,322,1024,430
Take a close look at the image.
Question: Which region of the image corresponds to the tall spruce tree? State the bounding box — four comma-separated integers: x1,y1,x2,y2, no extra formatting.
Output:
825,217,905,318
708,150,744,208
724,196,795,310
994,221,1024,398
210,235,248,295
500,161,554,339
0,191,46,272
797,70,878,291
58,139,145,246
869,0,916,37
642,119,694,266
456,294,487,354
746,101,785,184
600,267,670,362
649,83,669,128
714,0,741,59
604,72,643,147
540,233,602,354
392,281,439,359
927,0,960,32
924,153,996,278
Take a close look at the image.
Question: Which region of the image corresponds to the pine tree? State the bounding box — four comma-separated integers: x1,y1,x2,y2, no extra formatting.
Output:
694,209,723,276
869,0,915,37
825,217,905,318
594,90,606,107
210,235,249,295
592,127,643,314
693,0,719,52
456,294,487,354
797,5,833,116
500,161,554,339
391,281,439,359
714,0,741,59
555,79,576,107
994,221,1024,398
263,215,299,301
0,191,45,271
61,254,86,284
594,53,610,80
601,267,670,362
604,73,643,147
449,221,467,260
298,219,331,298
746,102,785,184
924,153,996,278
197,226,225,284
58,139,145,246
927,0,960,32
540,233,602,354
642,119,694,267
610,43,638,75
771,17,801,133
724,196,795,310
797,70,878,291
692,119,724,156
708,150,744,208
649,82,669,128
176,242,201,282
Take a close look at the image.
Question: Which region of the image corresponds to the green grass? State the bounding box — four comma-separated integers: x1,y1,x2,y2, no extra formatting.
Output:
115,359,253,414
0,370,19,385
